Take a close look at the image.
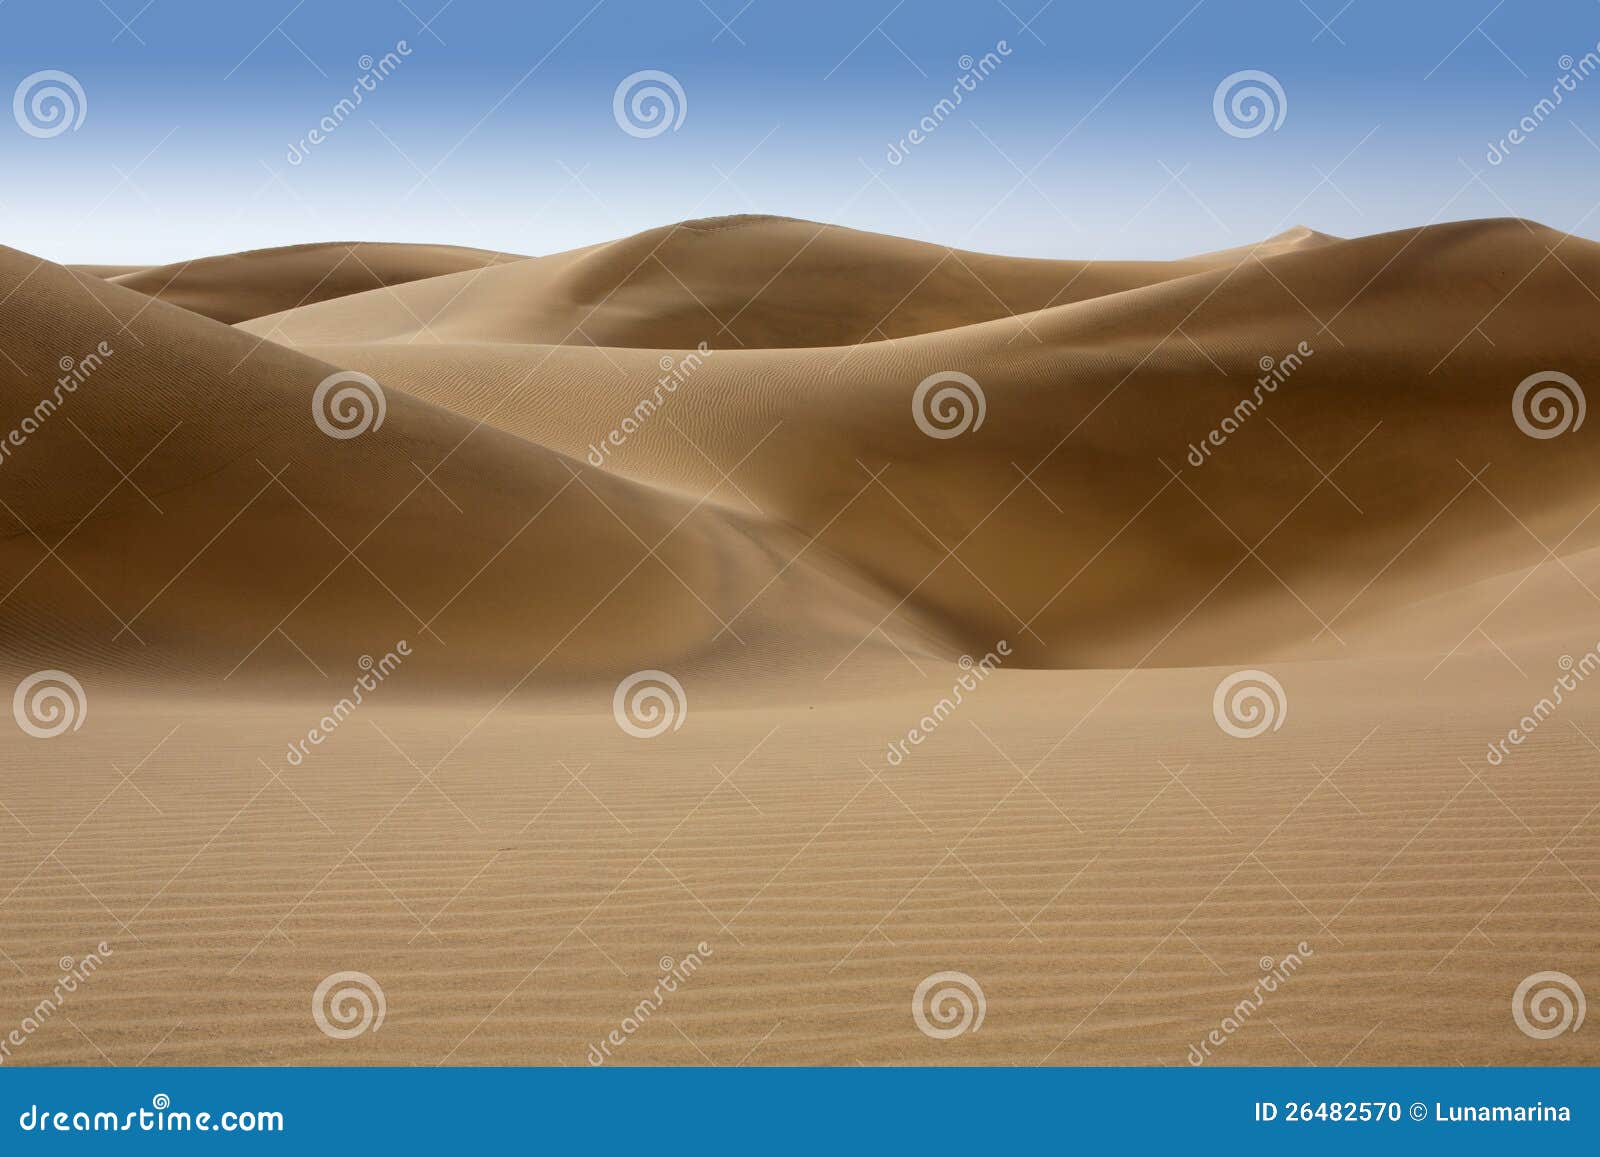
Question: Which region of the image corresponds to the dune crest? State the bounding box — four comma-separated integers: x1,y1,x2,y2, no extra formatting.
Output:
1187,224,1340,262
237,215,1223,350
94,241,527,324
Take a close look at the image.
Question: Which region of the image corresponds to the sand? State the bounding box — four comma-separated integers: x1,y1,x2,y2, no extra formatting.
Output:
103,242,527,325
0,214,1596,1065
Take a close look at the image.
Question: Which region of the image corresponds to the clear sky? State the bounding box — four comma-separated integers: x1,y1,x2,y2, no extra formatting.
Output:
3,0,1599,263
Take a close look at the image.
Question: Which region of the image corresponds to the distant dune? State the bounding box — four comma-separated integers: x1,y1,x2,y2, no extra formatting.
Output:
236,215,1231,349
6,216,1598,1067
95,241,526,324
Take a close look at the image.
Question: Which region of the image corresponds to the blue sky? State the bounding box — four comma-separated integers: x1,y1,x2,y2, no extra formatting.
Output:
3,0,1599,263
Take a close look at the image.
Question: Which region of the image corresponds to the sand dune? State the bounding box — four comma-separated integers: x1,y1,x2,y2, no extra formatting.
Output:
67,264,149,280
96,241,526,324
0,245,925,695
1188,223,1341,263
240,215,1228,350
250,217,1600,668
1,216,1597,1067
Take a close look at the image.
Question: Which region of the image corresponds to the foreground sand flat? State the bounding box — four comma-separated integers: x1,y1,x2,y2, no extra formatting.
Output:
1,664,1597,1066
1,215,1598,1064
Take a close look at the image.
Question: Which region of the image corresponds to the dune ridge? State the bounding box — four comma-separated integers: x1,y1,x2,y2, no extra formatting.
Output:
233,216,1600,669
90,241,527,325
2,215,1598,1068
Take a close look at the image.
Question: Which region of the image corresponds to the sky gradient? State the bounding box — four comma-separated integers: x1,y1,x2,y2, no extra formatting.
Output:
3,0,1599,263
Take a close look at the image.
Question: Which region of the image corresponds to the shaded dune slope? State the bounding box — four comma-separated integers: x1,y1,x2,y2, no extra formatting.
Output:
97,241,527,324
0,247,928,695
6,216,1600,686
254,218,1600,669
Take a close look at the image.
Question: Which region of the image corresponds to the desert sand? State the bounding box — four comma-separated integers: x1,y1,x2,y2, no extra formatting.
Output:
1,215,1597,1065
